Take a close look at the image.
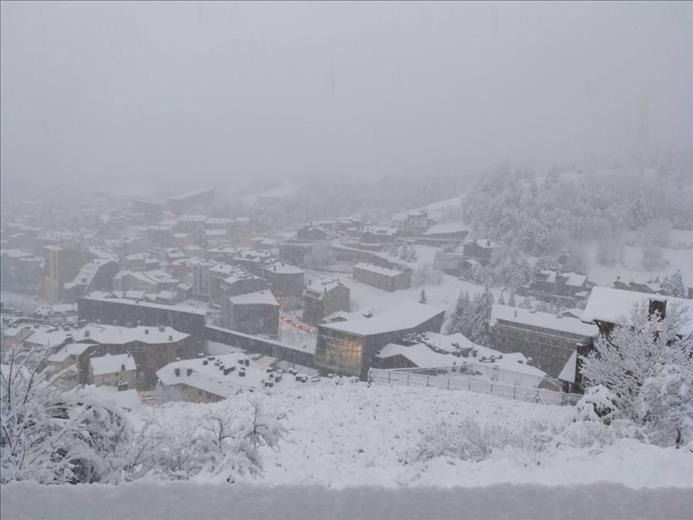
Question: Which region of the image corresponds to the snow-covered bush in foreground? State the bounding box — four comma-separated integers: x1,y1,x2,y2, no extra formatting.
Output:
580,301,693,447
145,399,287,483
1,348,287,485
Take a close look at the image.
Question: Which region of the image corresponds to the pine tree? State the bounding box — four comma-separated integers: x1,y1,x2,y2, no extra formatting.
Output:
445,290,470,335
462,288,494,345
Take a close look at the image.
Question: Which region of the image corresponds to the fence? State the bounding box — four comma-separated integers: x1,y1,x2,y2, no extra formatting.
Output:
368,368,582,406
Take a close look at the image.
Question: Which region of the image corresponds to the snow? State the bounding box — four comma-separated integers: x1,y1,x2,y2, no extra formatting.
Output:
353,262,405,278
81,296,207,316
558,351,578,383
422,221,469,236
78,324,189,345
320,301,443,336
491,304,599,337
47,342,95,363
228,290,278,306
90,353,136,376
582,286,693,334
3,481,691,520
69,385,142,410
393,195,466,221
156,353,274,398
583,230,693,287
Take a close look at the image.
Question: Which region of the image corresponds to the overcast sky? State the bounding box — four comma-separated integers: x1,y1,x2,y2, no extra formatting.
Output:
1,1,691,195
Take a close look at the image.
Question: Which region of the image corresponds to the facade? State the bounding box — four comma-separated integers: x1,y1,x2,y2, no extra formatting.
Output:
88,352,137,387
302,279,350,325
207,264,240,306
353,263,411,292
75,323,196,389
314,302,445,378
44,245,82,302
462,239,498,265
223,290,279,335
400,211,434,235
262,262,305,298
0,249,44,294
524,270,592,306
63,259,119,303
78,296,207,338
489,304,598,379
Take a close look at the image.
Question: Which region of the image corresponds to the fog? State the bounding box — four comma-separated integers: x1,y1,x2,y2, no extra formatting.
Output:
1,1,691,195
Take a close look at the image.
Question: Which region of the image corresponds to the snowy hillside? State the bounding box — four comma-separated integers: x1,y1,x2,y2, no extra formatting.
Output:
134,384,693,489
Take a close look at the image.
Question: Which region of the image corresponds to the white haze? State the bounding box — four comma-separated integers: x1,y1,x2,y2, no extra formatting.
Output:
1,1,691,194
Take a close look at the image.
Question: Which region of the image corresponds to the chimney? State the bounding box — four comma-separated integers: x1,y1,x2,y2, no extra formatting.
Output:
144,329,149,334
121,364,126,372
169,335,173,341
174,368,180,377
186,368,192,376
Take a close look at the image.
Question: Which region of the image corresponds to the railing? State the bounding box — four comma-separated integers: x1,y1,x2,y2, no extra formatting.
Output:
368,368,582,406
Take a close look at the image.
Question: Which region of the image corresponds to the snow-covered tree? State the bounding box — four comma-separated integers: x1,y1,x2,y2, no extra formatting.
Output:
661,270,686,298
444,290,470,335
304,241,335,269
580,301,693,446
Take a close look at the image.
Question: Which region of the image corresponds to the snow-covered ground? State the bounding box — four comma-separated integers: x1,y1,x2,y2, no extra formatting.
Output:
583,230,693,287
135,384,693,489
3,481,691,520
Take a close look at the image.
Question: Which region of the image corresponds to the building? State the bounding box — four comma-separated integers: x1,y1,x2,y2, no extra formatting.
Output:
612,276,665,295
374,332,547,388
581,286,693,338
1,249,45,295
296,223,329,242
223,290,279,336
44,245,82,302
489,304,598,379
88,352,137,387
400,211,434,235
361,226,398,243
462,238,498,265
74,323,196,389
46,342,95,371
165,188,214,215
207,264,241,306
63,259,119,303
262,262,305,298
156,352,275,403
419,221,469,244
353,263,411,292
314,301,445,378
524,270,592,305
302,279,350,325
78,296,207,339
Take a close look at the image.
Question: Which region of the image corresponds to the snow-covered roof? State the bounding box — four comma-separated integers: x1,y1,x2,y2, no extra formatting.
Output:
537,270,588,287
47,342,95,363
264,262,304,275
418,331,476,353
90,353,136,376
321,302,443,336
304,278,344,298
80,295,206,316
228,290,278,306
353,263,405,278
65,385,142,410
558,351,577,383
582,286,693,335
467,238,498,249
78,324,189,345
376,343,458,368
422,221,469,236
491,304,598,337
156,353,273,398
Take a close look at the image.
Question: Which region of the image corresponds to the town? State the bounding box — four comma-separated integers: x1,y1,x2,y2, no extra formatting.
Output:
2,184,691,409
